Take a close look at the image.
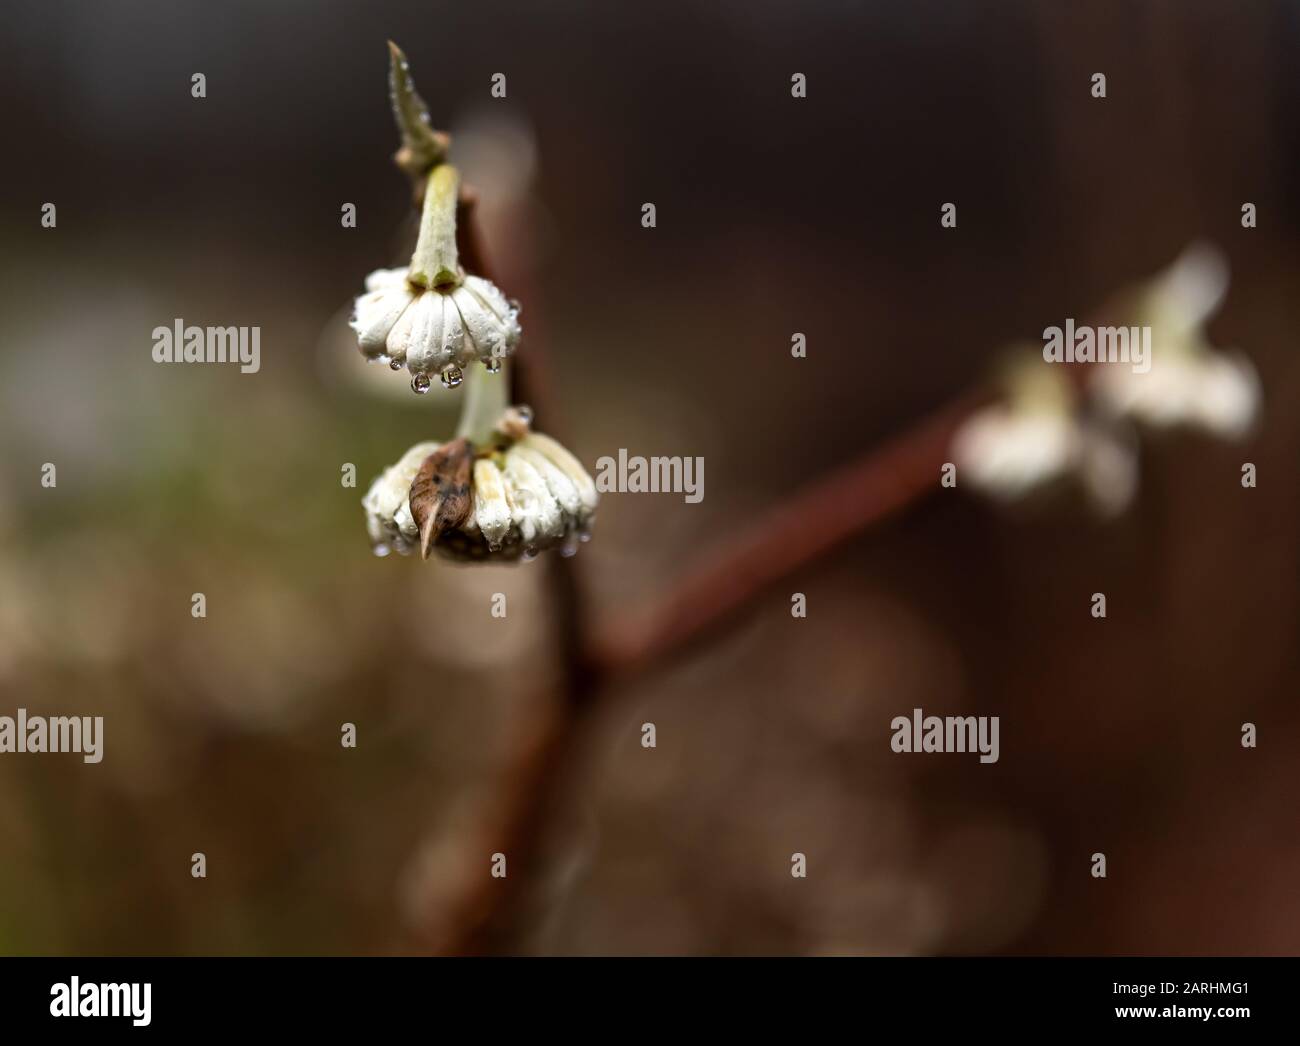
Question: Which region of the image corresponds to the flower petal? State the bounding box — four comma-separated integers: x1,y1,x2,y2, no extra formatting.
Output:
352,284,415,357
502,452,563,542
387,291,440,369
472,459,512,549
520,433,598,512
510,444,581,517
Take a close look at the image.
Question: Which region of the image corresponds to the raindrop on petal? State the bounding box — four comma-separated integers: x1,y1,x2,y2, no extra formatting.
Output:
411,373,432,394
440,364,464,389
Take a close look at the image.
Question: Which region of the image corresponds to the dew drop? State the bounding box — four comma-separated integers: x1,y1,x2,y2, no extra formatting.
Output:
522,544,539,561
440,364,464,389
411,373,432,394
484,357,502,374
373,543,391,558
389,358,403,371
507,298,522,314
516,404,534,425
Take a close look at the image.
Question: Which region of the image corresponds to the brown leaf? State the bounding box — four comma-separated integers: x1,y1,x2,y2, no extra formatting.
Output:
409,438,474,560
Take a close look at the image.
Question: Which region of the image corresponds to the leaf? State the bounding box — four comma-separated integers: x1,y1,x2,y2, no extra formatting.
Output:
409,438,474,560
387,41,448,178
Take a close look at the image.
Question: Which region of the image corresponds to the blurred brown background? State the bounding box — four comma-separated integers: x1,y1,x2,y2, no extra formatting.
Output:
0,0,1297,954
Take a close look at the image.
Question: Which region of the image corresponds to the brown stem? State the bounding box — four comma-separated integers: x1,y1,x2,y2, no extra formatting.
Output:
435,371,994,953
431,197,598,955
435,197,1083,954
588,386,994,682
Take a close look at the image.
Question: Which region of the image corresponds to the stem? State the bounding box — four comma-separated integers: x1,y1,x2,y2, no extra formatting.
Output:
409,164,462,289
588,386,992,680
455,362,510,444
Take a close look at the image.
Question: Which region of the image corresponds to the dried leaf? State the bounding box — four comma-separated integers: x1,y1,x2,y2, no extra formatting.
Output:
409,438,474,560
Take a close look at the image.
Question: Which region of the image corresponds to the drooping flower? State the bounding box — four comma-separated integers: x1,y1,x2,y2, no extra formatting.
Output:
349,157,521,394
1091,243,1261,439
952,350,1137,516
351,266,521,392
362,407,597,562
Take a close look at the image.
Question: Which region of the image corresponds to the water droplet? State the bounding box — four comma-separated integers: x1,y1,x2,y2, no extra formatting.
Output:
560,531,580,558
487,539,502,553
389,358,403,371
516,405,534,425
411,373,432,394
522,544,539,561
373,543,391,558
578,522,593,543
508,298,522,314
440,364,463,389
484,358,501,374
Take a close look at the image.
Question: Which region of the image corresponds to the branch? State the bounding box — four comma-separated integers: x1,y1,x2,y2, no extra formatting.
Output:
587,385,994,681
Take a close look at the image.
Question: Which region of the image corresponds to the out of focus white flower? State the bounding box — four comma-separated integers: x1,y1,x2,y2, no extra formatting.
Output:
952,353,1137,517
1092,243,1261,439
1093,347,1260,440
362,413,597,563
953,409,1078,501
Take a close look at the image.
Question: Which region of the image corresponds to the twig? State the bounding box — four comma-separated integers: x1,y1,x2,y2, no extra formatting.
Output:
432,230,997,947
433,195,600,954
587,386,994,682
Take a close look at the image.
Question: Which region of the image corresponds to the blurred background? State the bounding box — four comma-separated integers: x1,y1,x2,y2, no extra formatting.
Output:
0,0,1297,955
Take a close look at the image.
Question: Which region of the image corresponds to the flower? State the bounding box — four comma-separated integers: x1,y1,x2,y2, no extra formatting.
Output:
952,407,1079,500
350,159,521,394
1093,349,1259,440
362,409,597,562
952,351,1137,517
1091,243,1260,439
351,267,521,392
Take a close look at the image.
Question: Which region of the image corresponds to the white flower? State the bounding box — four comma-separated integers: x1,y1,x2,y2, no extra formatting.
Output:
1091,242,1260,439
351,268,521,393
362,423,597,562
952,354,1137,517
1092,349,1260,440
952,408,1078,500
